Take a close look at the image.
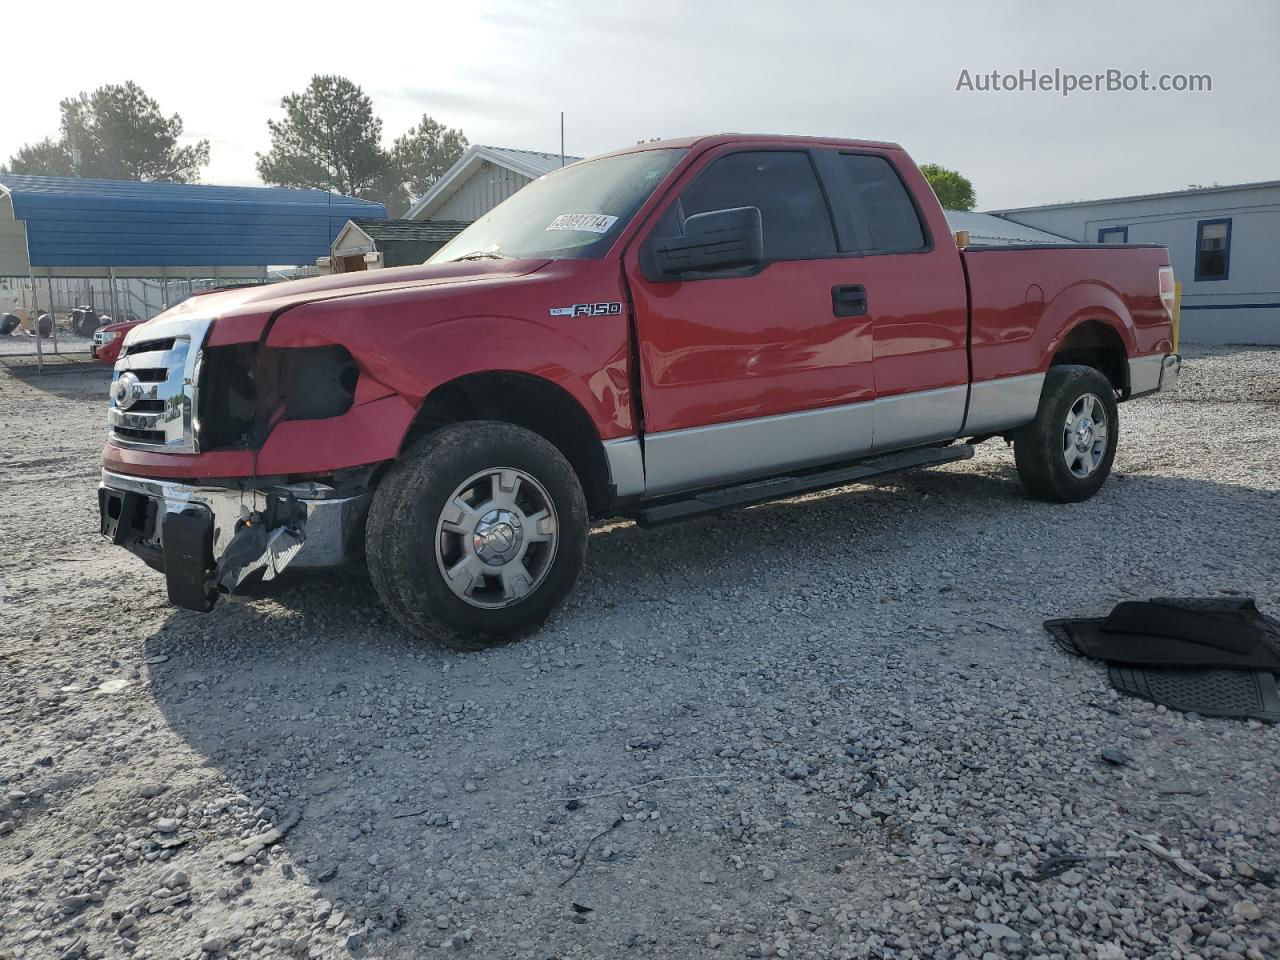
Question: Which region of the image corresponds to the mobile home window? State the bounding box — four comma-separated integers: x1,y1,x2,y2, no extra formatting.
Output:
1097,226,1128,243
1195,219,1231,281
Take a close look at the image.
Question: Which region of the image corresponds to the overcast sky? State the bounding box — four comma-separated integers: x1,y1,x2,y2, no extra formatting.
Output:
4,0,1276,210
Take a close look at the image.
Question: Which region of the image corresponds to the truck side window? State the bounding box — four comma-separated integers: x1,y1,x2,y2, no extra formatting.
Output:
673,151,837,262
837,154,926,253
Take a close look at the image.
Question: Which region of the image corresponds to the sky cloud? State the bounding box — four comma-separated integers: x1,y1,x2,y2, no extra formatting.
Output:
3,0,1276,209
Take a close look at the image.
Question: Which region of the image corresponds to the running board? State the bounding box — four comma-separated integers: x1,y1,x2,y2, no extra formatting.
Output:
634,444,975,527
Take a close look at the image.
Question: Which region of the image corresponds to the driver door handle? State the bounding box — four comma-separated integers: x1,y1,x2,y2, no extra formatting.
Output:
832,284,868,317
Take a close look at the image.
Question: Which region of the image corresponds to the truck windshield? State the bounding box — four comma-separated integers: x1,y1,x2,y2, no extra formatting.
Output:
428,148,686,263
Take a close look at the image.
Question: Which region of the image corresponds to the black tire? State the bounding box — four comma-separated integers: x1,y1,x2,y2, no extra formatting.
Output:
365,421,588,649
1014,365,1119,503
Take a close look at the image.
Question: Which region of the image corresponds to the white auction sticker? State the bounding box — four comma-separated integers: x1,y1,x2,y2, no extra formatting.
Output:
546,213,619,234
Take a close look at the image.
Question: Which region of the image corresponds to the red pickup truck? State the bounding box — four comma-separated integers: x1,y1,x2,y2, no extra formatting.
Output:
99,134,1180,647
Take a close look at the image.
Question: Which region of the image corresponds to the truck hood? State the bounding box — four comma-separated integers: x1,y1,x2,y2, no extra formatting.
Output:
123,258,552,348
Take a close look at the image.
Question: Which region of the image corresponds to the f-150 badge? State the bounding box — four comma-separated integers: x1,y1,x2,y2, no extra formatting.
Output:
549,302,623,317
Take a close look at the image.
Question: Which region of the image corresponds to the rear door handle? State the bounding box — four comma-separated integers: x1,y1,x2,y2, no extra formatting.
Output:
832,284,868,317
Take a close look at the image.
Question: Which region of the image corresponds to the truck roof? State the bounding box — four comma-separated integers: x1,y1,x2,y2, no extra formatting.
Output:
594,133,904,161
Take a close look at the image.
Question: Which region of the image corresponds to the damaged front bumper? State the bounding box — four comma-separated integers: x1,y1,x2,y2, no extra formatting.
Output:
98,469,371,611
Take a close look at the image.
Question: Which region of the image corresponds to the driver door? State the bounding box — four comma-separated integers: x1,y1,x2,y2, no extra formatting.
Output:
624,147,876,495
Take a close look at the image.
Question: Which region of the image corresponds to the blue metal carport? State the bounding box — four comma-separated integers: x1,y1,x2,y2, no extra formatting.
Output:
0,174,386,278
0,175,385,369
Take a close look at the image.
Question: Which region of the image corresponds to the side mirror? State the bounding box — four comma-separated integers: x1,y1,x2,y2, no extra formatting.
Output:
652,206,763,278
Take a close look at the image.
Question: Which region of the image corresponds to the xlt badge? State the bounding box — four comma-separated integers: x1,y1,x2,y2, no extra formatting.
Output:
549,302,623,318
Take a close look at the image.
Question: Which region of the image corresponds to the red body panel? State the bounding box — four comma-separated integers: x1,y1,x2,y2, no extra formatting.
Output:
623,142,876,432
627,257,876,430
964,245,1173,382
92,320,143,366
263,260,634,439
102,133,1175,491
621,141,972,432
103,444,255,479
864,155,970,398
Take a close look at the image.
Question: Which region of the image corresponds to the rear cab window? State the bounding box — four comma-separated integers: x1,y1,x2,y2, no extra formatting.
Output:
816,151,929,254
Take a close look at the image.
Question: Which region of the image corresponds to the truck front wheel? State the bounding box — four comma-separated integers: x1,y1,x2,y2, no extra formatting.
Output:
1014,365,1119,503
365,421,588,648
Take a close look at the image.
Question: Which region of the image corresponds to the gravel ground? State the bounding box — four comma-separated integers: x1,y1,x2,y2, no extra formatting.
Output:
1,346,1277,960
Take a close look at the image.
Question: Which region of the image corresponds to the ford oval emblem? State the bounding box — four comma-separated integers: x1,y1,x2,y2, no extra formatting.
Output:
112,371,143,410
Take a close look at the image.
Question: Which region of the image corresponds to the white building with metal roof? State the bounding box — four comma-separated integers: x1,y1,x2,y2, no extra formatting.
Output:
988,181,1280,345
405,146,581,223
942,211,1073,246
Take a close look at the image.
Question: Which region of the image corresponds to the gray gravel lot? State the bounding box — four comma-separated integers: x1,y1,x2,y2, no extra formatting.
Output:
1,346,1277,960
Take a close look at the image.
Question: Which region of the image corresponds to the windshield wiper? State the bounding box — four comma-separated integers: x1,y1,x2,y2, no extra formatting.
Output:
452,251,508,262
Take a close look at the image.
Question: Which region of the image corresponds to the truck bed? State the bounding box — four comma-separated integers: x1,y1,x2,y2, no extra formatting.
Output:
961,243,1175,384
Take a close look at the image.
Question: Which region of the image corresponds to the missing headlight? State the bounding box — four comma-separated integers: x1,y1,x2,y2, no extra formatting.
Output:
196,344,360,451
280,345,359,421
198,343,262,449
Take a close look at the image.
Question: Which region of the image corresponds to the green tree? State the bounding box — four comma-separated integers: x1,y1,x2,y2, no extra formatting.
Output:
256,77,469,215
3,82,209,182
256,76,390,202
5,138,75,177
392,115,468,204
919,163,976,211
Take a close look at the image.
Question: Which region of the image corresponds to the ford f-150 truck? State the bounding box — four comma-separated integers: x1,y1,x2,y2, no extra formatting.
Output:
99,134,1180,647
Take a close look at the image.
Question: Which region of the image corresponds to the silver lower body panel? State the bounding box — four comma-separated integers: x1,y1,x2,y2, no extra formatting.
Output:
872,384,967,451
962,372,1046,435
642,400,875,496
623,372,1050,498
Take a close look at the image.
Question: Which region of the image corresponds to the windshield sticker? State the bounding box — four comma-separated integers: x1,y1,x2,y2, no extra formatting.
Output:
549,302,623,318
546,213,619,234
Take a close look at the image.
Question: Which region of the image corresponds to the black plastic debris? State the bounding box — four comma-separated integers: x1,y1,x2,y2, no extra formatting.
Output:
1047,597,1280,670
1046,597,1280,722
1030,854,1090,882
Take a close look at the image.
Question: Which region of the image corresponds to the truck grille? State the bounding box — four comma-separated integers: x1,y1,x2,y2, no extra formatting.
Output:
126,337,176,355
108,317,213,453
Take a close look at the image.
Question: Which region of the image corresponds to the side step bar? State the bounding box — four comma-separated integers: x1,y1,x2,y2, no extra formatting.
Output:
634,444,975,527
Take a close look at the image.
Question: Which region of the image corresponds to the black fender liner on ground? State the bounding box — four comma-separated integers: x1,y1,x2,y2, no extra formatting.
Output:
1046,597,1280,722
1046,597,1280,670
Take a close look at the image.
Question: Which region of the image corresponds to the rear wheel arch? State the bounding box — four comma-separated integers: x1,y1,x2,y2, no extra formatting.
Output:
398,371,613,514
1048,317,1130,394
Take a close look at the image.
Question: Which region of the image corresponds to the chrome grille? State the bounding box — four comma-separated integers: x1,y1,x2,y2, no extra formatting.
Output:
108,317,213,453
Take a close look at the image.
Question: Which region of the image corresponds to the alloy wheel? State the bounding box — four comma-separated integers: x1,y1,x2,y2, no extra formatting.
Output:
1062,393,1108,478
434,467,559,609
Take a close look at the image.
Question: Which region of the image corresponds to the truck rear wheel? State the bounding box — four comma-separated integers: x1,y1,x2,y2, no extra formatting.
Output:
365,421,588,649
1014,365,1119,503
